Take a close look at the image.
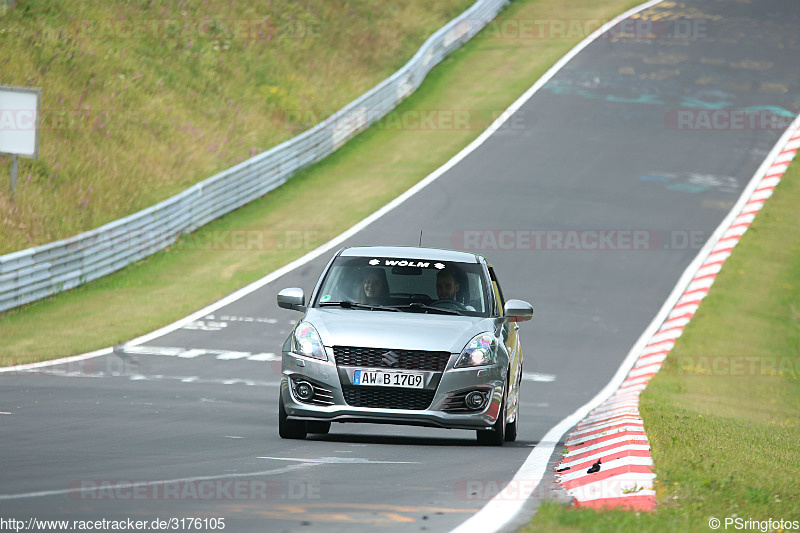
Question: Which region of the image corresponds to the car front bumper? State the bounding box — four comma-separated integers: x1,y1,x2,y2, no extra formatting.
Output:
280,350,506,431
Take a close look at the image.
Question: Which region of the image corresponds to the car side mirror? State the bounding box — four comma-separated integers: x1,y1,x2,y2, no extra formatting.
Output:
504,299,533,322
277,287,306,312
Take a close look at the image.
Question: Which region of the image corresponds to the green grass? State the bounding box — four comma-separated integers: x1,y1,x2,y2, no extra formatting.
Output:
525,159,800,530
0,0,472,252
0,0,643,364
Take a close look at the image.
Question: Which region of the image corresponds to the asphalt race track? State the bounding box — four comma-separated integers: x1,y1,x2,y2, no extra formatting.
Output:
2,1,799,531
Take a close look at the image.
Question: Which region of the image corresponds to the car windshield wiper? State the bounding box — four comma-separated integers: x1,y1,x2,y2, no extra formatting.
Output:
392,303,463,315
318,301,400,312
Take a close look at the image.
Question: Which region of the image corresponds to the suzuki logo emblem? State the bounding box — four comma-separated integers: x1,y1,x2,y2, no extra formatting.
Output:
382,350,400,367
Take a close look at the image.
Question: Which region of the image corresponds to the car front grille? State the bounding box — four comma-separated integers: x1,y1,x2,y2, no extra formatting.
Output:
342,386,436,410
333,346,451,371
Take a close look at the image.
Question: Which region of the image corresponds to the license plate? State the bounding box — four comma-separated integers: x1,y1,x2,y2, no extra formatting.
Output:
353,369,425,389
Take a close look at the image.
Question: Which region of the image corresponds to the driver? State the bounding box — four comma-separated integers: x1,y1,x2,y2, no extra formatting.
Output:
436,269,460,301
436,269,475,311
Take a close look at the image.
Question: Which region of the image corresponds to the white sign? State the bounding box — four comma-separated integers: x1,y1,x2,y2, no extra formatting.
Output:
0,85,41,158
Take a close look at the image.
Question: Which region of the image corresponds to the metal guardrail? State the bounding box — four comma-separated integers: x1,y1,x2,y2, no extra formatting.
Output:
0,0,507,313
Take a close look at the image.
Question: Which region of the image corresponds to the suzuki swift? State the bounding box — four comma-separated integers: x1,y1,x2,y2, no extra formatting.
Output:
277,246,533,445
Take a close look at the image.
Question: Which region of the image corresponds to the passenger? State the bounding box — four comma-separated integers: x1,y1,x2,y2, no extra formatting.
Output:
357,268,390,305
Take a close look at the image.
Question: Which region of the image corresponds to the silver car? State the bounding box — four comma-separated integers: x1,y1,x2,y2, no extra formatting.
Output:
276,246,533,445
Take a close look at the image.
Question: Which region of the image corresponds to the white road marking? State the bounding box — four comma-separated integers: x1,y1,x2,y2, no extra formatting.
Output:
0,347,114,374
213,315,278,324
123,346,185,357
177,349,207,359
522,372,556,382
121,346,280,362
247,353,279,361
182,320,227,331
215,351,251,360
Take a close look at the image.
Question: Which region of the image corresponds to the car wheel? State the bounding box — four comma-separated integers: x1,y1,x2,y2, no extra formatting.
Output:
505,403,518,442
278,395,307,440
505,374,519,442
476,389,506,446
306,421,331,434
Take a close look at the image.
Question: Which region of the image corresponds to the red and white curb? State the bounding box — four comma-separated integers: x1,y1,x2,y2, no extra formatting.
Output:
554,116,800,511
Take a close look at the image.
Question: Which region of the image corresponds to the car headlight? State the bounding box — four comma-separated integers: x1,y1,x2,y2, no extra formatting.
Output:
455,333,496,368
293,322,327,361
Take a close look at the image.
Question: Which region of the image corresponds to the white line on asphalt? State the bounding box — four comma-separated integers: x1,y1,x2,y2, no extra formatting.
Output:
122,345,280,362
0,347,114,374
522,372,556,382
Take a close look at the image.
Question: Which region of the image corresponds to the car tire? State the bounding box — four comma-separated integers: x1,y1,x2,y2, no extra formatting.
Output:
476,389,506,446
306,421,331,434
505,374,519,442
505,404,518,442
278,395,307,440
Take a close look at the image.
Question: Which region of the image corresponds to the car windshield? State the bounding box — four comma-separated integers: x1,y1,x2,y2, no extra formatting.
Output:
314,255,492,317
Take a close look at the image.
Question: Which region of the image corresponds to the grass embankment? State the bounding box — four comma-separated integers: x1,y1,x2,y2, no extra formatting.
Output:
528,160,800,530
0,0,471,252
0,0,642,363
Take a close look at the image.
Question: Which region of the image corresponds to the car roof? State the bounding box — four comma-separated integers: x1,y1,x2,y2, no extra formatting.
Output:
339,246,482,264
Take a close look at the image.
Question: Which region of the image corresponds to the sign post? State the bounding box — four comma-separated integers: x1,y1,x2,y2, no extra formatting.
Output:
0,85,41,202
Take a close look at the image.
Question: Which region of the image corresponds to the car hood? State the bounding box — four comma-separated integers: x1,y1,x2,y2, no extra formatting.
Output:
304,308,497,354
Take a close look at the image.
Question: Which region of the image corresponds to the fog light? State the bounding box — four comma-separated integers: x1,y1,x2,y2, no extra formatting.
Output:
465,391,486,410
295,381,314,401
